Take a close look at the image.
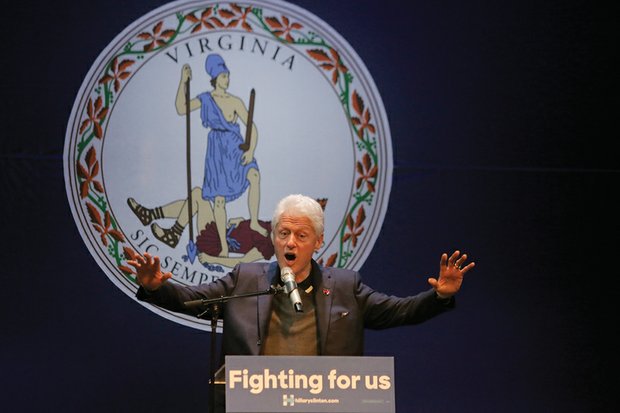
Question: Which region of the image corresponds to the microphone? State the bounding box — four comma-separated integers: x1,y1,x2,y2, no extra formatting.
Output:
280,266,303,312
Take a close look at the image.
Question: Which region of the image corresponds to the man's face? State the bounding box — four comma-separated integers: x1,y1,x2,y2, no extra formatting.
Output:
273,214,323,281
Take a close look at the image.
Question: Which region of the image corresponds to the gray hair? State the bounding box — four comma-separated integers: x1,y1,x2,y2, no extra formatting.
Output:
271,194,324,239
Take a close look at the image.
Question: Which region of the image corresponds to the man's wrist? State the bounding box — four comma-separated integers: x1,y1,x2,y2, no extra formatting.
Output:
435,291,454,305
138,282,162,295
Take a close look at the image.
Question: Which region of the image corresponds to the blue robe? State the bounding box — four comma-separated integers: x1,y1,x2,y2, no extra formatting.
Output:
197,92,258,202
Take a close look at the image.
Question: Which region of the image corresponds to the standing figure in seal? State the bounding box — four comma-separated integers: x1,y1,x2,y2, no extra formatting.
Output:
128,53,268,259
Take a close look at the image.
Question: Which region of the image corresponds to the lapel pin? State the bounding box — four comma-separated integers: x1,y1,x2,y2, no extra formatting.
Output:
323,288,331,296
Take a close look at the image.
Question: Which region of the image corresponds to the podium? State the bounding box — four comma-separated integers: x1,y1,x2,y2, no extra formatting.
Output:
220,355,395,413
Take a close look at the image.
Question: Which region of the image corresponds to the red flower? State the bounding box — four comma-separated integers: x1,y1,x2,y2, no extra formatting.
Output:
356,153,377,193
315,198,328,211
318,253,337,268
137,21,175,52
118,264,135,275
307,48,348,84
220,4,253,31
122,246,139,261
185,8,225,32
343,207,366,247
78,97,108,139
119,246,139,275
76,147,104,199
265,15,302,42
86,202,125,247
98,57,135,93
351,90,376,139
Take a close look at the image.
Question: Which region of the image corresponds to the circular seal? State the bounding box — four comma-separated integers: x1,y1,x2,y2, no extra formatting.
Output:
64,0,393,331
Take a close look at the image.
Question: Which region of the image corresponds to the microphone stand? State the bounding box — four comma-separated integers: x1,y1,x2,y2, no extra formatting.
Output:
183,285,281,413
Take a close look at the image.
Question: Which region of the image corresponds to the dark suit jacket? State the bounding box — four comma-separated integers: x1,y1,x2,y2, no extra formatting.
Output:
136,260,454,356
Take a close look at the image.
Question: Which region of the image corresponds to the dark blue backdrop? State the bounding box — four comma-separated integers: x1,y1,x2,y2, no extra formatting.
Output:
1,1,616,412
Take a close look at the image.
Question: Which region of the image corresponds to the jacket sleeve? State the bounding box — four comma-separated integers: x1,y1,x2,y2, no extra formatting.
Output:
354,272,455,329
136,265,240,316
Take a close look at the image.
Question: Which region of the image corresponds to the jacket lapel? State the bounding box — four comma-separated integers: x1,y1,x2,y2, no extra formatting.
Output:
314,262,334,355
256,262,278,349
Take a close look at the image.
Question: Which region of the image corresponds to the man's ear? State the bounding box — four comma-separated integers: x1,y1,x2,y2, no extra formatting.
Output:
315,233,324,251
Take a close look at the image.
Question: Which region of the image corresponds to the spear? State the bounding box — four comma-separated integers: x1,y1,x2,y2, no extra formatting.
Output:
185,75,198,263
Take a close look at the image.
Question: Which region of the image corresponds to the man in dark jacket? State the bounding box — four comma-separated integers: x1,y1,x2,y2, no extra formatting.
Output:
129,194,475,357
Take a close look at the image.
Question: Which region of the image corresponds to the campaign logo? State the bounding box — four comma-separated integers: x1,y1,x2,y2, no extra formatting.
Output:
64,0,393,331
283,394,295,407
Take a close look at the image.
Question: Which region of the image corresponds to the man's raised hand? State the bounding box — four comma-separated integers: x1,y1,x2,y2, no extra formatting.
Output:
127,252,172,291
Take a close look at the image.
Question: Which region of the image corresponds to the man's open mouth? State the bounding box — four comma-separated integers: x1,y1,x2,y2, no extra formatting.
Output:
284,253,296,261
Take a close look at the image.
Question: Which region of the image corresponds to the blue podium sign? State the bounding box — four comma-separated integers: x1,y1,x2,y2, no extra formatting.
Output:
225,355,395,413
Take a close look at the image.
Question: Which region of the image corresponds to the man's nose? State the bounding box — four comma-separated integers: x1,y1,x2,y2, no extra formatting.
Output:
285,234,297,246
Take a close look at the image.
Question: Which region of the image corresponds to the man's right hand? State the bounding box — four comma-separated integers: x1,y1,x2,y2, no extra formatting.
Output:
127,252,172,291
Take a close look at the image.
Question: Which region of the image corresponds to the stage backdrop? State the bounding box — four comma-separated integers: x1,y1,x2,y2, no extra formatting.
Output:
1,0,616,412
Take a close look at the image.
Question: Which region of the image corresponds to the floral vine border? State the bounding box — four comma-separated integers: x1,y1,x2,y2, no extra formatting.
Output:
72,2,382,280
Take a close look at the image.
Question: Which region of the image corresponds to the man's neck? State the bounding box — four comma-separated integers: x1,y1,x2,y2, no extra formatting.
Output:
295,261,314,283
